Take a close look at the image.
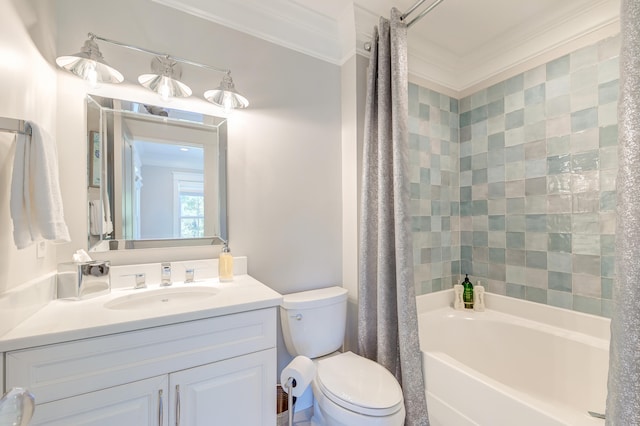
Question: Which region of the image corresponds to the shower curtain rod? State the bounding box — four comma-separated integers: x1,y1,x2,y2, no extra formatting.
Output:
401,0,445,28
363,0,445,51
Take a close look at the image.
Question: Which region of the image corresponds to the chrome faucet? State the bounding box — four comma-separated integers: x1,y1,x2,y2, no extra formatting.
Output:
185,268,195,283
134,273,146,289
161,262,172,286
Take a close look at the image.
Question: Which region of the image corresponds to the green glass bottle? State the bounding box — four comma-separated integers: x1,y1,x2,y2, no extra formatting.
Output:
462,274,474,309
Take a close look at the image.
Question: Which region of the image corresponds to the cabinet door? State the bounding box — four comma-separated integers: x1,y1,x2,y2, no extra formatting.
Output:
170,348,276,426
30,375,169,426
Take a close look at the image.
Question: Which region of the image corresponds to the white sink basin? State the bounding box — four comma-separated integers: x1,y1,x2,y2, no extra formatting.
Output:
104,286,220,310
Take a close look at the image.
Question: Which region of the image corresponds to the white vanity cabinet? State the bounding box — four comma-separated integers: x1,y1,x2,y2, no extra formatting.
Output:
5,308,277,426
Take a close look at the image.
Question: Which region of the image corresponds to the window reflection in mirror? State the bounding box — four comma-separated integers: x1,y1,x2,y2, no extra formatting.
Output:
86,95,227,251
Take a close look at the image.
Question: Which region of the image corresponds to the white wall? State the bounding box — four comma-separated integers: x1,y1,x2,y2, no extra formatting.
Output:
1,0,343,390
340,53,369,352
139,165,174,239
0,0,58,293
51,0,344,380
53,0,343,296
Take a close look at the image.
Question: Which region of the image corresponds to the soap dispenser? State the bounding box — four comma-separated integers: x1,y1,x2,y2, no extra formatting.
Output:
218,243,233,282
462,274,474,309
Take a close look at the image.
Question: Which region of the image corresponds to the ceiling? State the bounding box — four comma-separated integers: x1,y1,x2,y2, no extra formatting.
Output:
152,0,620,97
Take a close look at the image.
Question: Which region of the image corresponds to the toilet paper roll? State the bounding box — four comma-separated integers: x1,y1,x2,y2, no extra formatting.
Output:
280,356,316,397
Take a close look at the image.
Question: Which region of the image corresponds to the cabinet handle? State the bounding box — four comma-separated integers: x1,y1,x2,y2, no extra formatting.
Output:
175,385,181,426
158,389,164,426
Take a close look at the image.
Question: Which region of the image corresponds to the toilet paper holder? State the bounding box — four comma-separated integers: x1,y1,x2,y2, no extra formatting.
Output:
280,355,316,426
284,376,296,390
283,377,296,426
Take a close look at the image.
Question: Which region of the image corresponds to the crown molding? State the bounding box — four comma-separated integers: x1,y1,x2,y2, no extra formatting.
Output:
152,0,345,64
415,0,619,94
456,19,620,98
359,0,619,97
153,0,620,97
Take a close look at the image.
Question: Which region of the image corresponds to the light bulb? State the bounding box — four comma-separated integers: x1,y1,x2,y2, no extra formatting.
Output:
158,77,172,102
222,93,233,114
85,62,98,88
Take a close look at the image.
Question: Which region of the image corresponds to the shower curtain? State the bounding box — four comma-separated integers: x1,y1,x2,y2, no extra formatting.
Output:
606,0,640,424
358,8,429,426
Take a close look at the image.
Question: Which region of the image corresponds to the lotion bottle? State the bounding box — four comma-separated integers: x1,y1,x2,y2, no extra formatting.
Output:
453,284,464,310
218,243,233,282
473,281,485,312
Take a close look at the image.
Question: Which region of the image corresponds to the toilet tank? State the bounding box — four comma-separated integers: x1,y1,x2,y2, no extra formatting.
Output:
280,286,348,358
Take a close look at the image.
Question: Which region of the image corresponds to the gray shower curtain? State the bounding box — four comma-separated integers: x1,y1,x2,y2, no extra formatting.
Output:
606,0,640,424
358,8,429,426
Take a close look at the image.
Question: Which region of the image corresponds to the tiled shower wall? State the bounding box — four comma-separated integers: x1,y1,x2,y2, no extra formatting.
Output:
411,35,619,317
409,84,460,294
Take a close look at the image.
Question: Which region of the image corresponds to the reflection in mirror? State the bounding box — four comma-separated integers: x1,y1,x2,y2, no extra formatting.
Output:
86,95,227,251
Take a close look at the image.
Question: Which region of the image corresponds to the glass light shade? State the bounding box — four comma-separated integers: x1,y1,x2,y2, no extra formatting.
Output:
138,74,192,99
138,56,192,100
55,39,124,85
204,73,249,110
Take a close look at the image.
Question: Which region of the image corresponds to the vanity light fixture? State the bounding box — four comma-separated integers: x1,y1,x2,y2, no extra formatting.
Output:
56,33,249,109
55,37,124,87
138,56,192,101
204,71,249,112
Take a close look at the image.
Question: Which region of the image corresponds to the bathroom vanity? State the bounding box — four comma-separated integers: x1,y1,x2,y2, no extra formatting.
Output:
0,263,281,426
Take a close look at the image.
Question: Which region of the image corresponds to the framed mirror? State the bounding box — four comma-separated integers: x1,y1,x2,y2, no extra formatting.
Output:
86,94,228,251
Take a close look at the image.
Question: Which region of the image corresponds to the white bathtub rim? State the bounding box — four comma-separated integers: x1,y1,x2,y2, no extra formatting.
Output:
416,289,610,341
418,307,609,351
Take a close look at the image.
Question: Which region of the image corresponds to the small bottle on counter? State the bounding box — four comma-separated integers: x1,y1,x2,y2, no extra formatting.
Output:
474,281,485,312
453,284,464,310
462,274,474,309
218,243,234,282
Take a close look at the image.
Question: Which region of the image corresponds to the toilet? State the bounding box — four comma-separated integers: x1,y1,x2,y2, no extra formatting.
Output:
280,286,405,426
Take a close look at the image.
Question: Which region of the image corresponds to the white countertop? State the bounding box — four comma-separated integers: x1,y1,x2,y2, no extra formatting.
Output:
0,274,282,352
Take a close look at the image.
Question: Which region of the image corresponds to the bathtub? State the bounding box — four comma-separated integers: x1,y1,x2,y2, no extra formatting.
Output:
416,290,610,426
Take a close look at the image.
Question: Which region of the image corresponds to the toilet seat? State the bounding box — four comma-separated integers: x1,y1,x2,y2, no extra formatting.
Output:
314,352,404,417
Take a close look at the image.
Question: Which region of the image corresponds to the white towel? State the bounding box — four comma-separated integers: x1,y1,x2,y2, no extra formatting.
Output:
89,199,101,236
10,121,71,249
89,199,113,236
9,131,32,249
101,181,113,236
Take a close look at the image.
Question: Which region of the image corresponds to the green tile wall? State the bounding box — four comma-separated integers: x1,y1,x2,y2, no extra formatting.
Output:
410,35,619,317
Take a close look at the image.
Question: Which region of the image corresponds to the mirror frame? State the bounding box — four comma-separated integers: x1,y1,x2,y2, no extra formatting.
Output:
86,94,228,252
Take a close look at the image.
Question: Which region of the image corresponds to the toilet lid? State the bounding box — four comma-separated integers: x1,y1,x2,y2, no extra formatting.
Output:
315,352,404,416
